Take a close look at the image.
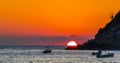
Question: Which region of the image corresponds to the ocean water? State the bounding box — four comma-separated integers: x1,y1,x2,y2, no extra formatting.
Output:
0,46,119,63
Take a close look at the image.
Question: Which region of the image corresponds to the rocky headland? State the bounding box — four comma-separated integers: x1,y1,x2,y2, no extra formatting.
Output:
78,11,120,50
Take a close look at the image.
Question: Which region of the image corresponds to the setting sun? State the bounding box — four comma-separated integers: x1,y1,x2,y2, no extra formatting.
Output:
67,41,77,46
66,41,78,49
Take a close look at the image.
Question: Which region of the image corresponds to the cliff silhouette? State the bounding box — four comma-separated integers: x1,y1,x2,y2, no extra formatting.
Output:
78,11,120,50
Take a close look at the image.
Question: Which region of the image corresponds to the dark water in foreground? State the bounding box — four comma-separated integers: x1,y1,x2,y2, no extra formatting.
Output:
0,46,119,63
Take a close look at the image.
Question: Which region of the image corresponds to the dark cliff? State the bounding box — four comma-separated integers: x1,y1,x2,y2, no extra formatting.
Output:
79,11,120,50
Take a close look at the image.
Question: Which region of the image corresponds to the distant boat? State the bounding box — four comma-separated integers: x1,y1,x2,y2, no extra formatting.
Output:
42,47,52,53
92,50,114,58
42,49,52,53
96,52,114,58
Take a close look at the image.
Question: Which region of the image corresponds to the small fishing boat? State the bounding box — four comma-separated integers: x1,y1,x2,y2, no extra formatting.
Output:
96,53,114,58
42,49,52,53
42,47,52,53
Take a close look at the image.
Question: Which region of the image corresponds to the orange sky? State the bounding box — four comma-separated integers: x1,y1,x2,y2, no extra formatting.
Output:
0,0,120,45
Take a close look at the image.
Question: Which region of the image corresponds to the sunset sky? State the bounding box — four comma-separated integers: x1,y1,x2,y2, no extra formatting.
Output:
0,0,120,46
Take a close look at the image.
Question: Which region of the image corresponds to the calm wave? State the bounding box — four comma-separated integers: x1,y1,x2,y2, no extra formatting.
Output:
0,46,119,63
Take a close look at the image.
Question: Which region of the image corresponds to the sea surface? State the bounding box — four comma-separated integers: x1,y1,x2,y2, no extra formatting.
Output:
0,46,119,63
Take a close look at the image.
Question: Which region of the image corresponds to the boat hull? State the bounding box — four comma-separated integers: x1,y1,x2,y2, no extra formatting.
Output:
96,53,114,58
43,50,52,53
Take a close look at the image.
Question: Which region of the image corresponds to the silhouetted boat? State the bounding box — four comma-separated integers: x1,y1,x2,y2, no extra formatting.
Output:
96,53,114,58
42,47,52,53
42,49,52,53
